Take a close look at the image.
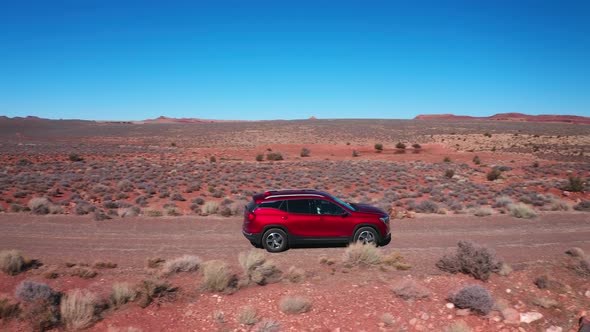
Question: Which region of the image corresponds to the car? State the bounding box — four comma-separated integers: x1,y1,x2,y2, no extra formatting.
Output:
242,189,391,252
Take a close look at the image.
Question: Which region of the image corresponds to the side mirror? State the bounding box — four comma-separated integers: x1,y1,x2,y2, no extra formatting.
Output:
341,211,350,217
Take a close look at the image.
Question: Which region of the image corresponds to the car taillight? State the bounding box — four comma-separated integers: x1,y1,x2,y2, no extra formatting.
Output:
247,212,256,222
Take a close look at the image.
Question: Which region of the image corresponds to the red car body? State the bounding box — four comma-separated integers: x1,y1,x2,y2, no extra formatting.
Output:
242,190,391,252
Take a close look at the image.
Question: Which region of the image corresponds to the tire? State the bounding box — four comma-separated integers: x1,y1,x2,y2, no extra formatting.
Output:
262,228,289,253
353,227,379,245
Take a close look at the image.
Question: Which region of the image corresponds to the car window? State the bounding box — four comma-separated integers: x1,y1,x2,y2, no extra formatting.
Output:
287,199,312,214
313,199,345,215
258,200,287,211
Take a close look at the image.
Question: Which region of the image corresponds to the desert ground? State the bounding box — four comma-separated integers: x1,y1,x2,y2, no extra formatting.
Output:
0,117,589,332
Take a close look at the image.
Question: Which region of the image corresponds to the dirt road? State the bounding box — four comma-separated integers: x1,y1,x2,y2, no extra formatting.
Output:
1,212,589,274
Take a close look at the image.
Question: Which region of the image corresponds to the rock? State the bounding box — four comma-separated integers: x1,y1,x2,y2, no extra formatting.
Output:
456,309,471,316
520,312,543,324
409,318,417,326
506,289,512,294
502,308,520,325
585,290,590,298
421,313,429,321
446,303,455,309
546,326,562,332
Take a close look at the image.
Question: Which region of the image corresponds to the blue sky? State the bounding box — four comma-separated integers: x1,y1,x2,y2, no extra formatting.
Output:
0,0,589,120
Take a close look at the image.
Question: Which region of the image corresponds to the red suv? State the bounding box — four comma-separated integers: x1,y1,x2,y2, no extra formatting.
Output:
243,190,391,252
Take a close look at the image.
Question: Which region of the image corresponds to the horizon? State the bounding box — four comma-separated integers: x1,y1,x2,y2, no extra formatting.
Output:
1,1,589,121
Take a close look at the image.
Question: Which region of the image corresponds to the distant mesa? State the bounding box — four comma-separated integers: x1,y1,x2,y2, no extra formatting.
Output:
309,116,317,120
414,113,590,125
143,116,244,124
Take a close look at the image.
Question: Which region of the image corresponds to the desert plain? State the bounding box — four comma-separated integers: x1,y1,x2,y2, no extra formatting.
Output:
0,115,589,332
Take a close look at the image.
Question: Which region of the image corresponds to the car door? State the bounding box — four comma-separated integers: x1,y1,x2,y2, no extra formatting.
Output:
312,199,351,237
283,199,322,237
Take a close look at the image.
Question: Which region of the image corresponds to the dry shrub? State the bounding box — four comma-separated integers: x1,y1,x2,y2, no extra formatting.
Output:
94,261,117,269
342,242,382,266
239,250,282,285
15,280,59,303
436,241,501,281
0,249,26,275
279,296,312,314
237,305,258,325
508,203,537,219
392,279,430,300
0,296,21,320
255,319,281,332
143,209,163,217
110,282,137,308
571,257,590,278
161,255,201,275
135,279,177,308
318,256,335,265
449,285,494,315
146,257,165,269
565,247,585,258
28,197,52,215
284,266,305,283
382,251,412,270
60,289,99,330
473,207,493,217
24,299,60,331
201,260,238,293
70,267,98,279
203,201,219,215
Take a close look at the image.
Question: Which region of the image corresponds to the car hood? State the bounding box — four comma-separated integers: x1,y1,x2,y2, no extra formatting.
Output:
351,203,387,216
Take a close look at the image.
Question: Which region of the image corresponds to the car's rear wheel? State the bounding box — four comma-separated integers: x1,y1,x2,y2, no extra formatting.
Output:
262,228,288,253
353,227,379,245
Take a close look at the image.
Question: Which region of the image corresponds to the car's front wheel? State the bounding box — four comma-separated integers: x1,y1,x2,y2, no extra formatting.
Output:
353,227,379,245
262,228,288,253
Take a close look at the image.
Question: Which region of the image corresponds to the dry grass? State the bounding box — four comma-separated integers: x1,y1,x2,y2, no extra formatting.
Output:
392,279,430,300
284,266,305,283
135,279,177,308
0,296,21,320
449,285,494,315
443,321,472,332
146,257,165,268
0,249,26,275
381,251,412,270
239,250,282,285
279,296,312,314
237,305,259,325
473,207,493,217
203,201,219,215
318,256,335,265
94,261,117,269
161,255,201,275
342,243,382,266
201,260,238,293
110,282,137,308
508,203,537,219
70,267,98,279
60,289,99,330
256,319,281,332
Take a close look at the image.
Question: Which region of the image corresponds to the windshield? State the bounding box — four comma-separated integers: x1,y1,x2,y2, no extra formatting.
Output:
328,194,356,211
